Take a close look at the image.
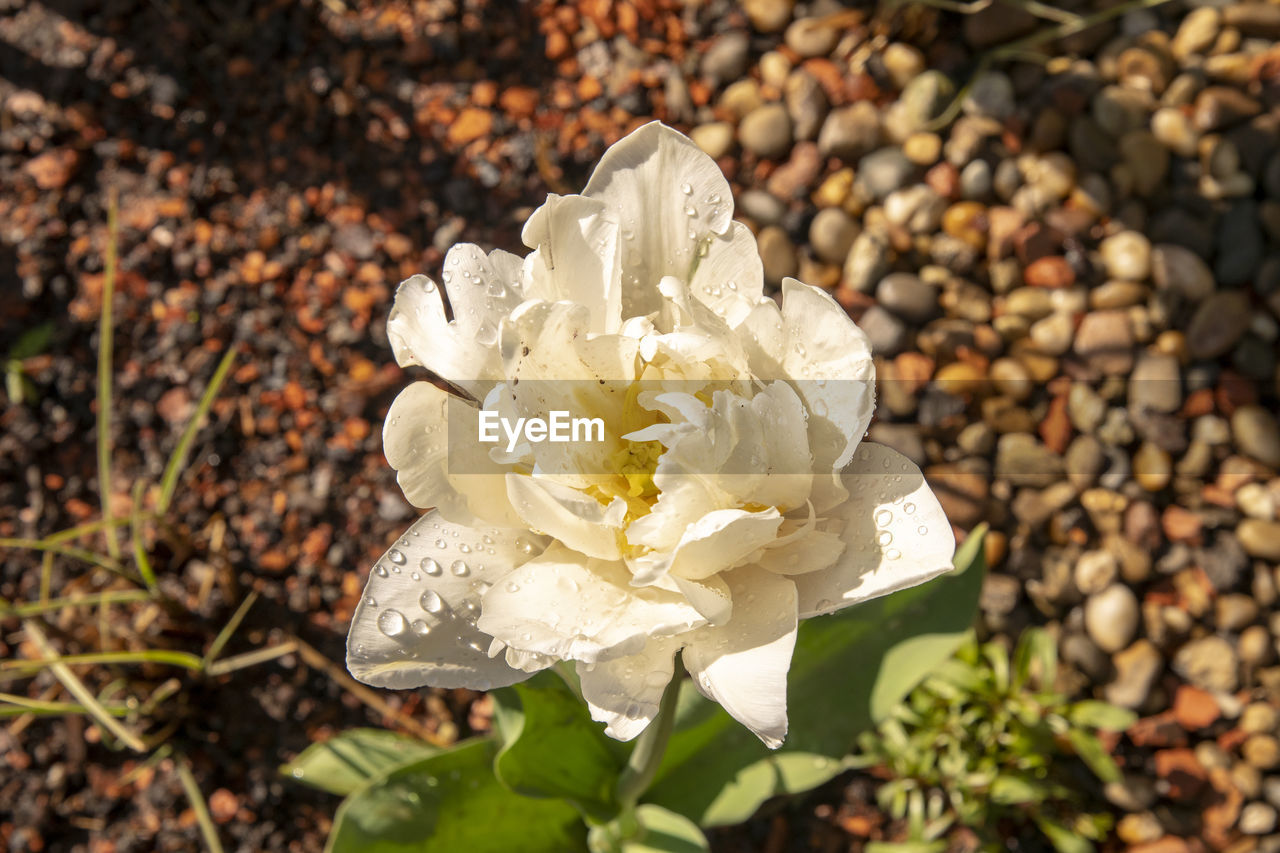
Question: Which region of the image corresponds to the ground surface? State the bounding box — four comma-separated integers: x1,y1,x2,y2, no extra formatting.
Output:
2,0,1280,851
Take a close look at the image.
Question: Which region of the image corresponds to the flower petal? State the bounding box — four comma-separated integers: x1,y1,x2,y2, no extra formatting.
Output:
382,381,524,528
627,507,783,585
521,193,622,334
386,244,523,398
682,567,798,749
583,122,735,317
792,442,956,618
687,221,767,328
577,638,680,741
505,473,626,561
346,512,549,690
477,544,707,664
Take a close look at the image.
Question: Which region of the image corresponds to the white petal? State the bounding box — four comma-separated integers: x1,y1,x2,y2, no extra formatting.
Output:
682,567,798,749
505,474,625,560
672,574,733,625
345,512,549,690
386,245,523,398
521,193,621,334
628,507,782,585
577,638,680,741
583,122,735,317
382,382,524,528
477,544,707,664
755,504,847,576
792,442,956,618
688,221,767,328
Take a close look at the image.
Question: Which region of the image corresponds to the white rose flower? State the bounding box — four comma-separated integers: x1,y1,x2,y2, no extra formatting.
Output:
347,122,955,748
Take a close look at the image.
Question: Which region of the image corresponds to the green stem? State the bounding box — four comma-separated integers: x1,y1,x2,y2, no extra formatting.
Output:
615,655,683,809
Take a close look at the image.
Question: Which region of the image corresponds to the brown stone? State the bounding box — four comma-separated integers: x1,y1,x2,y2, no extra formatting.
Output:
1024,256,1075,288
1173,685,1221,730
1074,310,1134,374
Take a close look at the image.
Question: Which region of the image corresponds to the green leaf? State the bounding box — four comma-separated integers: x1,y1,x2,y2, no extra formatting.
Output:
326,739,586,853
1013,627,1057,691
646,525,988,827
1035,816,1095,853
1065,728,1121,785
623,805,709,853
281,729,439,797
9,322,54,360
866,841,948,853
491,672,626,820
1068,701,1136,733
989,773,1044,805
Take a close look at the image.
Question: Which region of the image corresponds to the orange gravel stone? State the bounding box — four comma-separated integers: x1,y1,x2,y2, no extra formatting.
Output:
447,108,493,146
1172,685,1220,730
1024,255,1075,288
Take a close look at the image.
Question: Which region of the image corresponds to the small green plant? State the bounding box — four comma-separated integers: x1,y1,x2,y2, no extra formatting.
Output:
4,321,54,405
851,627,1135,853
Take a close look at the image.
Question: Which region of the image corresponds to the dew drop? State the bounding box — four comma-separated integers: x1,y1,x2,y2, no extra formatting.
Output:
875,508,893,527
794,343,807,358
505,581,520,593
815,598,835,611
420,590,444,613
421,557,442,576
459,543,472,554
886,548,902,561
435,539,447,549
482,534,494,545
680,182,693,195
424,279,437,292
451,560,470,577
877,530,893,547
706,192,721,204
684,204,697,217
515,538,535,555
377,609,407,637
410,619,432,636
475,321,498,347
410,571,421,581
917,525,929,535
450,255,460,266
441,270,452,283
903,502,916,515
726,280,738,291
812,399,829,418
388,549,406,565
373,565,389,577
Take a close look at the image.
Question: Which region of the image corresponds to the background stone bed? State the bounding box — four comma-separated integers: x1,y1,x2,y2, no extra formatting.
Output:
2,0,1279,850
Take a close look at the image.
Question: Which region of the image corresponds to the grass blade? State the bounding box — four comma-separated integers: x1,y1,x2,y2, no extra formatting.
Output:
98,190,120,559
44,514,147,546
0,691,131,718
206,641,297,676
22,620,146,752
1,589,152,618
158,345,237,514
203,591,258,667
1,649,206,675
0,537,134,580
131,481,158,592
176,754,226,853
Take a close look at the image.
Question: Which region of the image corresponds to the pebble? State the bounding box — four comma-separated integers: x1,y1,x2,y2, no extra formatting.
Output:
1242,703,1279,734
1216,201,1265,287
1068,383,1107,433
700,32,751,85
739,104,793,159
1028,313,1074,356
1186,292,1251,359
855,148,915,200
744,0,794,32
738,189,787,226
1152,107,1200,158
888,71,954,139
817,103,881,162
1106,639,1163,709
1120,131,1170,198
1238,520,1280,562
1151,244,1214,301
859,305,908,356
1237,483,1276,520
1075,550,1118,595
881,43,925,89
1105,775,1159,812
690,122,736,160
996,433,1065,488
784,17,839,58
1222,3,1280,38
1086,584,1140,652
1240,802,1279,835
1240,625,1274,665
1232,407,1280,469
843,231,890,293
902,132,942,166
757,225,797,284
1245,735,1280,770
785,71,829,142
1074,310,1135,374
1094,86,1152,138
1216,594,1259,632
1173,635,1238,693
1134,442,1172,491
962,71,1015,120
1099,230,1152,281
876,273,939,323
1130,352,1182,414
1172,7,1221,58
808,208,859,265
1194,87,1262,132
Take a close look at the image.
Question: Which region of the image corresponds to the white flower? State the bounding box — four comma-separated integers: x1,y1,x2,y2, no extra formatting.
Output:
346,122,955,748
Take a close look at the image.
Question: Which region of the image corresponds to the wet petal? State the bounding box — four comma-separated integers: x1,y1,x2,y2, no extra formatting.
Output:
577,638,680,741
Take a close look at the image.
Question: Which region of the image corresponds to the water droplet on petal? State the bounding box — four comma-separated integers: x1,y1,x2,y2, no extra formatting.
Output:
410,572,421,581
378,609,407,637
420,590,444,613
877,530,893,547
435,539,447,549
812,399,828,418
726,280,738,291
388,549,406,565
475,321,498,346
903,502,916,515
794,343,807,358
424,279,437,292
421,557,442,576
373,565,389,577
680,182,692,195
917,525,928,535
886,548,902,561
505,581,520,593
482,534,494,545
451,560,470,577
459,543,472,554
875,508,893,527
411,619,431,636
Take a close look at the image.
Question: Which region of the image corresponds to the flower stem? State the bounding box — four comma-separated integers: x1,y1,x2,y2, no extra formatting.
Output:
615,655,684,809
